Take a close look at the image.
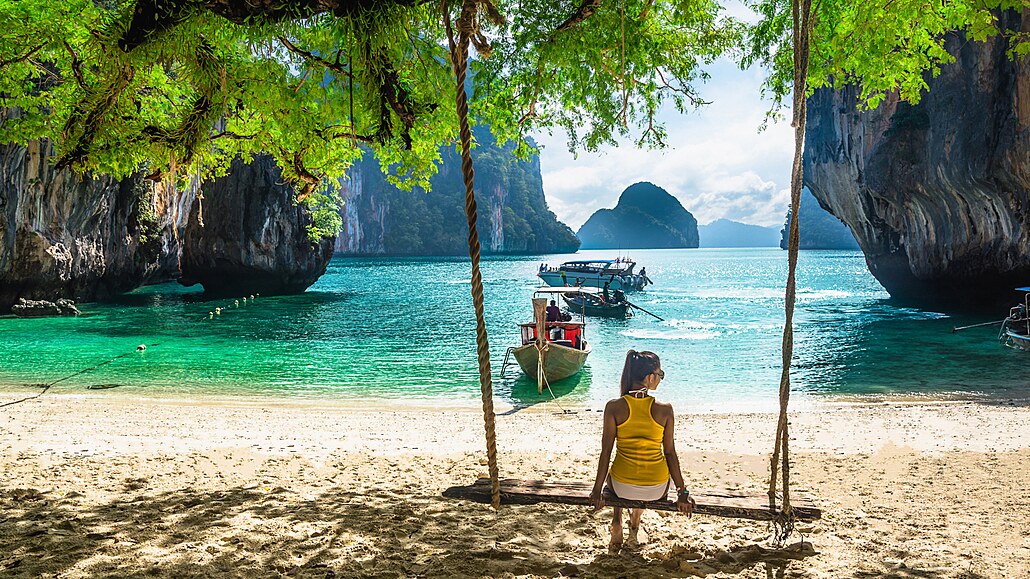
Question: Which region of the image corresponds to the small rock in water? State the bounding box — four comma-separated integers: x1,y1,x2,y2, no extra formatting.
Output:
11,298,80,317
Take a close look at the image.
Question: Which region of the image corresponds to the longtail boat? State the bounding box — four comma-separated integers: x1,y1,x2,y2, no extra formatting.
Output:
999,287,1030,351
504,288,592,393
561,290,632,318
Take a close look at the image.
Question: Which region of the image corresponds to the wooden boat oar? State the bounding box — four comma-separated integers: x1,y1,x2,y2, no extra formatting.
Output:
952,319,1006,332
626,301,663,321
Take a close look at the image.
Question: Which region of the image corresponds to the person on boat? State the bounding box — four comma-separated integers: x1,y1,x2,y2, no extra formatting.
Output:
560,270,568,285
613,289,625,304
589,350,694,549
546,300,561,322
602,281,611,304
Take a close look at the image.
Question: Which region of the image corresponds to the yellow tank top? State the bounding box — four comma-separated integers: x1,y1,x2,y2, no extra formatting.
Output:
610,395,670,486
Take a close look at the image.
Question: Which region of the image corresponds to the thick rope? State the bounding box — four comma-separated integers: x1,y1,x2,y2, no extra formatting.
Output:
0,345,151,410
769,0,814,544
443,0,501,510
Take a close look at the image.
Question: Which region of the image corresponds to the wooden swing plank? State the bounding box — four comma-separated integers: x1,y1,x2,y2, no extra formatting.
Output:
442,478,821,522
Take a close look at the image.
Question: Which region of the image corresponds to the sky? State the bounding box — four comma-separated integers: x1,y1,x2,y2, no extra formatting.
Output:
531,49,795,231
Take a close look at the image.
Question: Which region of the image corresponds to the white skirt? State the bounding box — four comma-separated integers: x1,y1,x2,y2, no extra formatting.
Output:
608,476,671,502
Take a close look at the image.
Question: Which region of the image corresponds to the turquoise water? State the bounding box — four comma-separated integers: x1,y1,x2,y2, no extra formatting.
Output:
1,249,1027,410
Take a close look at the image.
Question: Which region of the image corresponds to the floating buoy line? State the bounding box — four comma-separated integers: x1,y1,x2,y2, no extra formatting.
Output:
0,293,263,410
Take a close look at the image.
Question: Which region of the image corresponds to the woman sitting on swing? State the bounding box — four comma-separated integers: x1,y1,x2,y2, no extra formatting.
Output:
589,350,695,548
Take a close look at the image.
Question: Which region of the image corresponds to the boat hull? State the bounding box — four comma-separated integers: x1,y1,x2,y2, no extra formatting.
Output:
1002,329,1030,351
538,271,647,291
512,342,591,391
561,294,631,317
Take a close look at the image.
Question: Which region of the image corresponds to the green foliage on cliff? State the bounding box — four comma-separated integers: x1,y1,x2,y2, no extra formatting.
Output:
343,127,579,255
303,191,344,243
577,181,699,249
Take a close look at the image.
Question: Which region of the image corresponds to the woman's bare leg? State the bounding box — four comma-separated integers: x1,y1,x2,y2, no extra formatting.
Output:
610,506,624,547
629,508,643,530
625,508,644,547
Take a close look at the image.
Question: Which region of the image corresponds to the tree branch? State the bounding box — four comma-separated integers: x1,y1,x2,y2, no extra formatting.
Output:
120,0,426,52
210,130,257,140
278,35,353,80
637,0,655,20
656,68,709,107
62,41,88,89
555,0,602,35
314,125,376,143
291,150,320,201
0,44,46,68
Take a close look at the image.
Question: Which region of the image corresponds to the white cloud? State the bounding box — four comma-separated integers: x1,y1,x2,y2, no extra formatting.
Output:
535,56,795,230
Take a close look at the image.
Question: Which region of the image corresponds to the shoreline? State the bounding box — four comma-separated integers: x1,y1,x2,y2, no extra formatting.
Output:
3,380,1028,416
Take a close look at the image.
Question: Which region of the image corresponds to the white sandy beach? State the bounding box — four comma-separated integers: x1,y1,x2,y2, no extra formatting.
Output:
1,393,1029,577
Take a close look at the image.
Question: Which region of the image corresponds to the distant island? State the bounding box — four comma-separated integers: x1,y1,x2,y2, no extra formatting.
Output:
780,188,860,250
699,219,781,248
576,182,699,249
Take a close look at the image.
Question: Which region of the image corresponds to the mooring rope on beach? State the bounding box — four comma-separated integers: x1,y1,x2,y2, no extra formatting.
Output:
1,291,264,410
0,344,156,410
534,342,576,416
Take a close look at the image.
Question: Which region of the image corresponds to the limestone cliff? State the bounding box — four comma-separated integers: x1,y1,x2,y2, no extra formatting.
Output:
334,127,579,255
700,219,781,248
178,156,335,296
1,138,332,310
577,182,699,249
0,138,195,312
779,188,860,250
804,9,1030,307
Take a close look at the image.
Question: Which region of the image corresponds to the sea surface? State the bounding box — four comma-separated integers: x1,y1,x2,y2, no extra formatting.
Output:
1,249,1027,411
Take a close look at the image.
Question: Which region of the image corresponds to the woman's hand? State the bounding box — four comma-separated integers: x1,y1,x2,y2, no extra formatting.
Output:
677,493,695,517
589,487,605,512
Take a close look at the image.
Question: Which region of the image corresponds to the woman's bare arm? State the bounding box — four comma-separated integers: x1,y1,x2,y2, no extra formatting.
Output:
589,400,619,510
661,403,694,515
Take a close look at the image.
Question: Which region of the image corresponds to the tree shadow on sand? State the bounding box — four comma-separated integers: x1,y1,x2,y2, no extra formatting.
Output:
0,482,823,578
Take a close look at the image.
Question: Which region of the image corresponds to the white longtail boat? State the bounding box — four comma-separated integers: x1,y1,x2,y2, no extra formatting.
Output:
999,287,1030,351
504,288,592,393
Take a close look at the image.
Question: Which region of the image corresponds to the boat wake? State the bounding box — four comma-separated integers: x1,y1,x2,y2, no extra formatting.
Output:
622,319,721,340
669,288,865,301
620,328,721,340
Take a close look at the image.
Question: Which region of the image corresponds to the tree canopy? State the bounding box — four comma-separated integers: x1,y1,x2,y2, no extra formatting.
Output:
0,0,1026,232
745,0,1030,117
0,0,737,226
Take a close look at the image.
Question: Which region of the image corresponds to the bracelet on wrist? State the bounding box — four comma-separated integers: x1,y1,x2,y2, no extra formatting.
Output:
676,487,690,497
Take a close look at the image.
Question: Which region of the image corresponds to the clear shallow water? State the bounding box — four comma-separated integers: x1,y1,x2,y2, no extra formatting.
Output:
1,249,1027,410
